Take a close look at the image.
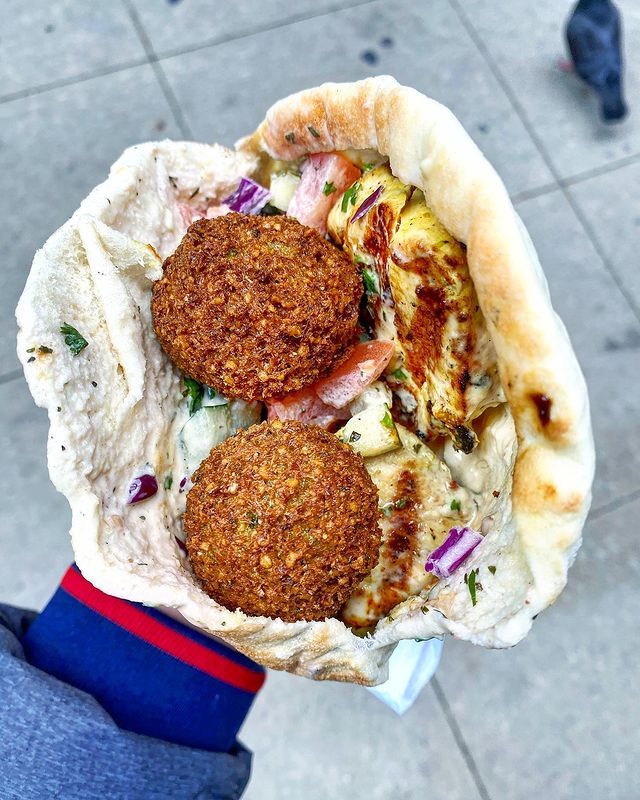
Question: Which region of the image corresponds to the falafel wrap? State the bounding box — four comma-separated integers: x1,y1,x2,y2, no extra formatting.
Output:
16,77,594,685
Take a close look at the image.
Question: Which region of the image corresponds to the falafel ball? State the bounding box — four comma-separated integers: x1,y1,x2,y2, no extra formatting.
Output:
184,420,381,622
151,213,362,400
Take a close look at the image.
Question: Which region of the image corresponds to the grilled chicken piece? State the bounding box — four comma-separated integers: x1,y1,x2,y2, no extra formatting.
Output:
340,425,473,628
328,165,503,452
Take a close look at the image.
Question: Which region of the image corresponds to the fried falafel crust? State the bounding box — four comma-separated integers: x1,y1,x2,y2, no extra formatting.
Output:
151,213,362,400
184,420,381,622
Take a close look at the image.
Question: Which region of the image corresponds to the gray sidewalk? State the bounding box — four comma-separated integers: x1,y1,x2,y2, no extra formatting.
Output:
1,1,638,798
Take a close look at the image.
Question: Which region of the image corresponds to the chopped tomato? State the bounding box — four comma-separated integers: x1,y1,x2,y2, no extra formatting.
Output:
315,340,395,408
266,388,351,429
287,153,361,234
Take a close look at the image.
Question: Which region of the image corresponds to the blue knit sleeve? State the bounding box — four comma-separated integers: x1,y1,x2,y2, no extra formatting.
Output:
0,565,266,800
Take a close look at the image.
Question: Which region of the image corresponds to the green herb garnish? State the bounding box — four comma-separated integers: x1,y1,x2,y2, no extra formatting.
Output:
284,131,296,144
413,443,422,453
38,345,53,354
362,162,375,171
394,497,407,510
488,565,497,575
381,409,394,430
341,181,361,212
392,368,407,381
60,323,88,355
183,377,204,415
164,475,173,490
26,347,35,353
323,181,336,196
380,502,394,517
468,568,478,606
349,431,362,443
450,498,461,512
307,125,320,138
362,267,378,294
247,512,260,528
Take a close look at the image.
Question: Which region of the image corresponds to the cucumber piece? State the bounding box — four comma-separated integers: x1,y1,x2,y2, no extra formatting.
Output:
229,400,262,433
180,406,232,475
202,385,228,408
336,404,401,457
269,172,301,212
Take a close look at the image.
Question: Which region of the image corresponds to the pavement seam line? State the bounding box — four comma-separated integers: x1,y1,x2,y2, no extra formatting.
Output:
431,677,493,800
560,150,640,187
150,0,380,62
448,0,640,326
0,369,23,386
588,488,640,521
0,57,150,105
0,0,378,107
121,0,193,141
512,181,561,205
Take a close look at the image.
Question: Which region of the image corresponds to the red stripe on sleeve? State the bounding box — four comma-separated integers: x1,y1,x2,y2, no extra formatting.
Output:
60,567,265,694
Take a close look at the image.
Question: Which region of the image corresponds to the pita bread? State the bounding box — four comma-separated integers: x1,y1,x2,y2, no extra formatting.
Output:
16,78,594,685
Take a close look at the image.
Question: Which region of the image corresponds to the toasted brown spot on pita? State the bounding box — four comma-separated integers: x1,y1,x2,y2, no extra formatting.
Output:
531,392,552,426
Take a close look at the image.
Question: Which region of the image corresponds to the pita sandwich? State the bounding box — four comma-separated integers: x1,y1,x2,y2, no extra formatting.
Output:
16,77,594,685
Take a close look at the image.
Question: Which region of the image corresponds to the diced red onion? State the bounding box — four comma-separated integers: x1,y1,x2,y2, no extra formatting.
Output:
222,177,270,214
351,185,383,223
175,535,187,555
179,477,188,493
425,526,483,579
127,474,158,505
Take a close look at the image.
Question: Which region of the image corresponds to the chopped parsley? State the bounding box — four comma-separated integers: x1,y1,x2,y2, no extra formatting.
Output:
468,568,478,606
394,497,407,510
60,323,88,355
26,347,35,353
392,368,407,381
183,377,204,415
380,502,394,517
362,267,378,294
413,443,422,453
348,431,362,442
381,409,394,430
164,475,173,490
168,175,178,188
307,125,320,138
362,162,375,171
284,131,296,144
38,345,53,354
488,565,497,575
450,498,462,512
189,187,200,199
341,181,361,213
323,181,336,196
247,512,260,528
